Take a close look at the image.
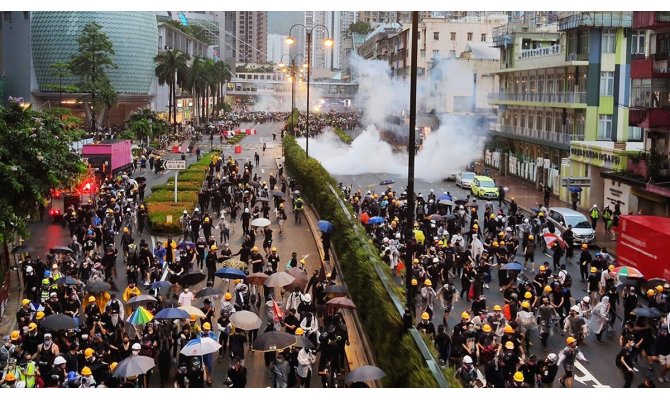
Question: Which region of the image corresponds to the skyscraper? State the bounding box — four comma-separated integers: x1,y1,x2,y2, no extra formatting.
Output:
304,11,356,72
223,11,268,64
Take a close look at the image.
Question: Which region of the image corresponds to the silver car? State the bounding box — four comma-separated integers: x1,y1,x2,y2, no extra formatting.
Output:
546,207,596,245
456,171,476,189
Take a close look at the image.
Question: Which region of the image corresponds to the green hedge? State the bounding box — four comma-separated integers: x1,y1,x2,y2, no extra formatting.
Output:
334,127,353,144
283,135,446,387
148,189,198,203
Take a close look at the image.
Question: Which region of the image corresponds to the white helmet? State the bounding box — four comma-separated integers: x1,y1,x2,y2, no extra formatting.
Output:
25,266,34,273
593,204,597,208
582,296,590,303
194,208,200,212
244,208,249,213
463,355,473,364
524,218,529,223
505,227,512,232
433,258,439,263
547,353,558,362
54,356,67,366
570,305,580,313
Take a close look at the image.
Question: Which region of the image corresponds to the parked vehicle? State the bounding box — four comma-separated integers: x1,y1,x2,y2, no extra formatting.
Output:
546,207,596,245
444,171,458,181
456,171,476,188
82,139,133,178
49,174,97,224
616,215,670,281
470,176,499,199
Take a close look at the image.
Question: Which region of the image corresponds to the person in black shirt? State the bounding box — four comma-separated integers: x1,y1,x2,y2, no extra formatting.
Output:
617,336,636,388
578,244,592,282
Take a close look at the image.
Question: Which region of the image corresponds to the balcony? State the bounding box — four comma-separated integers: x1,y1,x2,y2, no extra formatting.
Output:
629,108,670,129
494,124,584,150
631,58,670,79
559,11,632,31
632,11,670,30
487,91,587,106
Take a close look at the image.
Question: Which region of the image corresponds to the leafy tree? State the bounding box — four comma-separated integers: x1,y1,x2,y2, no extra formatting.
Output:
43,61,79,107
155,49,190,132
70,22,117,131
0,98,86,238
349,21,372,35
95,76,118,129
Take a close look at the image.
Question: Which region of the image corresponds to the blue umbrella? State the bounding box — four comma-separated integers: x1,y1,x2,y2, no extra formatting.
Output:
151,281,172,290
215,267,247,279
154,307,190,320
438,194,452,201
317,220,334,233
501,262,523,271
368,216,385,224
568,186,583,193
178,241,196,250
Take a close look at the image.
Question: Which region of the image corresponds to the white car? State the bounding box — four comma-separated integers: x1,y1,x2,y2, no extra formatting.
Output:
456,171,476,189
444,171,458,181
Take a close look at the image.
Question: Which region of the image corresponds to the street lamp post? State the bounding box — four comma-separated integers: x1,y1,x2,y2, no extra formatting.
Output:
278,54,305,137
286,24,333,158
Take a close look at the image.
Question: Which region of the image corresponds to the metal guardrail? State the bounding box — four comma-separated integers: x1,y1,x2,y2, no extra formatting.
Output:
326,184,450,388
487,91,587,104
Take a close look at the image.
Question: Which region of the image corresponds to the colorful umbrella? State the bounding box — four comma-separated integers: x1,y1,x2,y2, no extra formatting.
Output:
614,266,644,279
359,212,370,225
543,233,567,250
178,241,196,250
180,336,221,356
222,259,248,269
128,306,154,325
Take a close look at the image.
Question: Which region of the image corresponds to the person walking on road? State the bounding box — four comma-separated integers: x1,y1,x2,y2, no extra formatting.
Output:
590,296,610,342
589,204,600,230
617,336,636,388
557,336,588,387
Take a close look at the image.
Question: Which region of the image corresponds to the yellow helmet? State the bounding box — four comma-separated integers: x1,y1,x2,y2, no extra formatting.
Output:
295,328,305,336
411,279,418,286
538,212,545,217
210,245,218,251
504,325,514,334
493,305,502,311
543,285,552,293
505,341,515,349
647,289,656,296
413,258,419,264
84,348,94,358
657,285,665,293
421,312,430,320
528,234,534,240
566,336,577,345
581,243,588,249
524,292,532,299
513,371,524,383
224,292,233,300
28,322,37,331
110,362,118,371
123,227,129,233
9,331,20,341
204,217,210,222
203,322,211,330
424,279,432,286
251,246,259,252
539,265,546,272
482,324,492,333
490,214,495,219
461,312,470,320
521,300,530,308
81,366,92,376
271,247,277,252
590,266,597,273
492,241,499,248
36,311,45,320
473,224,479,229
608,265,615,271
88,296,96,303
498,231,505,237
499,241,505,246
21,299,30,306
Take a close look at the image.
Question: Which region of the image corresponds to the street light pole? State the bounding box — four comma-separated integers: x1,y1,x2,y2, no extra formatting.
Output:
291,67,296,136
306,31,312,158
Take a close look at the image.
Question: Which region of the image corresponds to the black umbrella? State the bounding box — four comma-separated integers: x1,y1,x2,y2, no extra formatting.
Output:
255,197,271,203
379,179,395,185
135,177,147,184
323,285,348,295
11,244,34,255
293,335,315,349
247,181,261,188
345,365,386,382
632,307,662,318
463,201,479,208
39,314,77,330
50,246,74,255
179,272,206,287
252,331,297,352
56,276,80,286
426,214,446,222
271,191,285,198
644,277,669,291
195,287,223,298
85,280,111,293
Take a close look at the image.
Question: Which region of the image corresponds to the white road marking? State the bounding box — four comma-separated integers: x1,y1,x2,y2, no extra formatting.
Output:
573,361,612,388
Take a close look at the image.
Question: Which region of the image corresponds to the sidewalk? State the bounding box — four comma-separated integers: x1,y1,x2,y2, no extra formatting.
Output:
487,168,617,255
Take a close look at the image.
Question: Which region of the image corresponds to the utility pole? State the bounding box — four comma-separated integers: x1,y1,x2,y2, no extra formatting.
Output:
404,11,419,310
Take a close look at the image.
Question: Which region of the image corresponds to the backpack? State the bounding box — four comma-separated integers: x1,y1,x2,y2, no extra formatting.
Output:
563,272,572,288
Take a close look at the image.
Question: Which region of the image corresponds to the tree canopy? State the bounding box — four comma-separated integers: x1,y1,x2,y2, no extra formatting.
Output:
349,21,372,35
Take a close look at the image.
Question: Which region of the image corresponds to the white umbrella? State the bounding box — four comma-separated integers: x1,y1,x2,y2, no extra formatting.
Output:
251,218,271,227
265,271,295,288
178,305,206,318
230,310,262,331
180,336,221,356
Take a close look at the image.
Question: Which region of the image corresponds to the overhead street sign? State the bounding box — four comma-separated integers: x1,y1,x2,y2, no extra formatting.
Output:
165,160,186,170
561,177,591,187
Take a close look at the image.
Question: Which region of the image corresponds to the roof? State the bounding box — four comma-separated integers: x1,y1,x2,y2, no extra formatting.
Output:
462,42,500,60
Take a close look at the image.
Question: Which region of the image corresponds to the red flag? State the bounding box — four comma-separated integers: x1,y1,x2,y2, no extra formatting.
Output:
272,299,284,322
395,261,406,275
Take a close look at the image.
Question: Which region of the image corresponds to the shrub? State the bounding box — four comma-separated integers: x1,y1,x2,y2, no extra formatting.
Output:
334,127,353,144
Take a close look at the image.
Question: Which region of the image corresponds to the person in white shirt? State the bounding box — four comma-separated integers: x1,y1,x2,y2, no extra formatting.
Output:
178,287,194,307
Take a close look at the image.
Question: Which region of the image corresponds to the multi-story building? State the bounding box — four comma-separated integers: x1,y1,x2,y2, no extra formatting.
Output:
267,33,291,65
487,12,641,210
223,11,268,64
602,12,670,216
303,11,356,73
357,11,431,25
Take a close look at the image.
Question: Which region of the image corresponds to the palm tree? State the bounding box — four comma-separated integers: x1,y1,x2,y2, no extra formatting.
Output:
211,60,232,118
155,49,189,133
185,57,210,124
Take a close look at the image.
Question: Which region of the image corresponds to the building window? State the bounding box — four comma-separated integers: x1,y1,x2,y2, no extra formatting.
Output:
432,49,439,55
629,127,642,141
631,30,645,55
433,32,439,40
602,28,616,53
420,49,425,58
467,32,473,41
481,33,486,42
599,71,614,96
598,115,613,140
450,32,456,41
450,50,456,58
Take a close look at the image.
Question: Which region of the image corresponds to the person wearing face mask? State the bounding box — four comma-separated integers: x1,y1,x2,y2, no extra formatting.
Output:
1,335,17,371
122,282,140,317
33,333,59,380
79,366,96,388
178,286,194,307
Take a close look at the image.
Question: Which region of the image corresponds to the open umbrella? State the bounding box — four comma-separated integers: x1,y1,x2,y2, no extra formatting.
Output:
317,220,334,233
39,314,77,331
180,336,221,356
251,218,271,227
286,268,308,290
326,297,357,310
255,197,271,203
128,306,154,325
379,179,395,185
438,194,452,201
293,335,315,349
323,285,348,295
252,331,297,352
245,272,269,285
501,262,523,271
247,181,261,189
154,307,190,320
215,267,247,280
179,272,206,287
265,272,295,288
462,201,479,208
178,241,196,250
543,233,567,250
368,216,384,225
438,199,454,206
56,276,80,286
345,365,386,382
645,278,669,291
85,280,110,293
271,191,285,198
426,214,446,222
179,305,206,318
230,310,262,330
614,266,644,279
151,281,172,290
126,294,158,307
221,259,247,269
113,355,155,378
195,287,223,298
50,246,74,255
359,212,370,225
632,307,662,318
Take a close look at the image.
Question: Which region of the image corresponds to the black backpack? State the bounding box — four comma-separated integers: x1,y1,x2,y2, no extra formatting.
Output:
563,271,572,288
